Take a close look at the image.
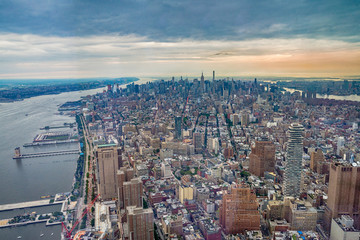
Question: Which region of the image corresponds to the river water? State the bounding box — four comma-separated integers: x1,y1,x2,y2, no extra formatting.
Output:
0,78,159,240
0,87,106,240
282,87,360,102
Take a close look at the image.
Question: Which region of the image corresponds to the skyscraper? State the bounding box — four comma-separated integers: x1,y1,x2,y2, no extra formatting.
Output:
325,162,360,231
96,144,121,200
123,178,143,209
193,132,203,153
249,140,276,177
310,148,325,174
117,167,134,209
241,113,250,127
219,184,260,234
283,123,304,198
175,116,182,139
200,72,205,92
337,136,345,156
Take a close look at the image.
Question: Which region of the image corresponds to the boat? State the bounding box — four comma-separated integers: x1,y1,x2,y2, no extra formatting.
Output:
51,233,54,235
17,236,22,239
40,233,44,237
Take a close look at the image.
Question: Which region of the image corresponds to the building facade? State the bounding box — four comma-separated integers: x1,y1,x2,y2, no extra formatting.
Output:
249,140,275,177
219,184,260,234
126,206,154,240
283,123,304,197
96,144,121,200
325,162,360,231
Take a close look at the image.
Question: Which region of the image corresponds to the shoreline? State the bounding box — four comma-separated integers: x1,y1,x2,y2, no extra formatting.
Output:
0,78,139,103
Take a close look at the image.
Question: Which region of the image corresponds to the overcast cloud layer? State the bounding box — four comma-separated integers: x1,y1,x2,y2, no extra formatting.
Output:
1,0,360,78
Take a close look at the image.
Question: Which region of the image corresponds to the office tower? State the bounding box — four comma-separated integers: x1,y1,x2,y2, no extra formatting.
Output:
219,184,260,234
123,178,143,209
325,162,360,231
193,132,203,153
213,70,215,81
310,149,325,174
175,116,182,139
337,136,345,156
126,206,154,240
161,162,171,178
200,72,205,92
283,123,304,198
117,167,134,209
241,113,250,127
224,146,234,159
249,140,276,177
232,114,240,125
179,184,194,204
96,144,121,200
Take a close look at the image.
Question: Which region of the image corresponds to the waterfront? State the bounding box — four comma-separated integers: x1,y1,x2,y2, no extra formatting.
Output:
283,87,360,102
0,87,106,239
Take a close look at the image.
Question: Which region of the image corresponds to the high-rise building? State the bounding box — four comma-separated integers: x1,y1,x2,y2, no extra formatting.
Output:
179,184,194,204
123,178,143,209
126,206,154,240
117,167,134,209
241,113,250,127
175,116,182,139
219,184,260,234
96,144,121,200
213,70,215,81
161,162,172,178
337,136,345,156
283,123,304,198
249,140,276,177
310,148,325,174
325,162,360,231
201,72,205,92
193,132,203,153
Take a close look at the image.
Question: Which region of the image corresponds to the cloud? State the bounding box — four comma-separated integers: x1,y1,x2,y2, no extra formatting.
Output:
0,33,359,78
0,0,359,41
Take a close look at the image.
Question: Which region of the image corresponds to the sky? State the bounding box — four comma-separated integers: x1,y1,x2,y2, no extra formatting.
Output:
0,0,360,79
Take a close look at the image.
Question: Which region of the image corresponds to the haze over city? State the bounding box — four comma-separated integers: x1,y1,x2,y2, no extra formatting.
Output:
1,0,360,79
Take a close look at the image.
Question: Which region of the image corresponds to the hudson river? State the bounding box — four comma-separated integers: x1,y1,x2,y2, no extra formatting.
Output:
0,77,154,239
0,87,105,240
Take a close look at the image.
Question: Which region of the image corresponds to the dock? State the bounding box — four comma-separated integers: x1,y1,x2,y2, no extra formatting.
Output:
23,139,78,147
13,149,80,159
0,199,63,212
40,123,75,130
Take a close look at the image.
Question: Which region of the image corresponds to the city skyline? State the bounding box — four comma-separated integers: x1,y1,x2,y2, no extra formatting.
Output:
0,0,359,79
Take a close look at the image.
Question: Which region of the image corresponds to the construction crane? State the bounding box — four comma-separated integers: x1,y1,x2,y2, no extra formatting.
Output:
61,194,100,239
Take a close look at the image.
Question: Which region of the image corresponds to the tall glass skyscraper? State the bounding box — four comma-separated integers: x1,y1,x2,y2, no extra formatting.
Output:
283,123,304,197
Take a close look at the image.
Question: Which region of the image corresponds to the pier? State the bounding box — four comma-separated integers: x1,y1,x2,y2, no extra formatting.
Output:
0,199,63,212
23,139,78,147
13,148,80,159
40,123,75,130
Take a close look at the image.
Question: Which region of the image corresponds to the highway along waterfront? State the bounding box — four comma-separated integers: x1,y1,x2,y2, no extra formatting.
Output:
0,87,105,240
